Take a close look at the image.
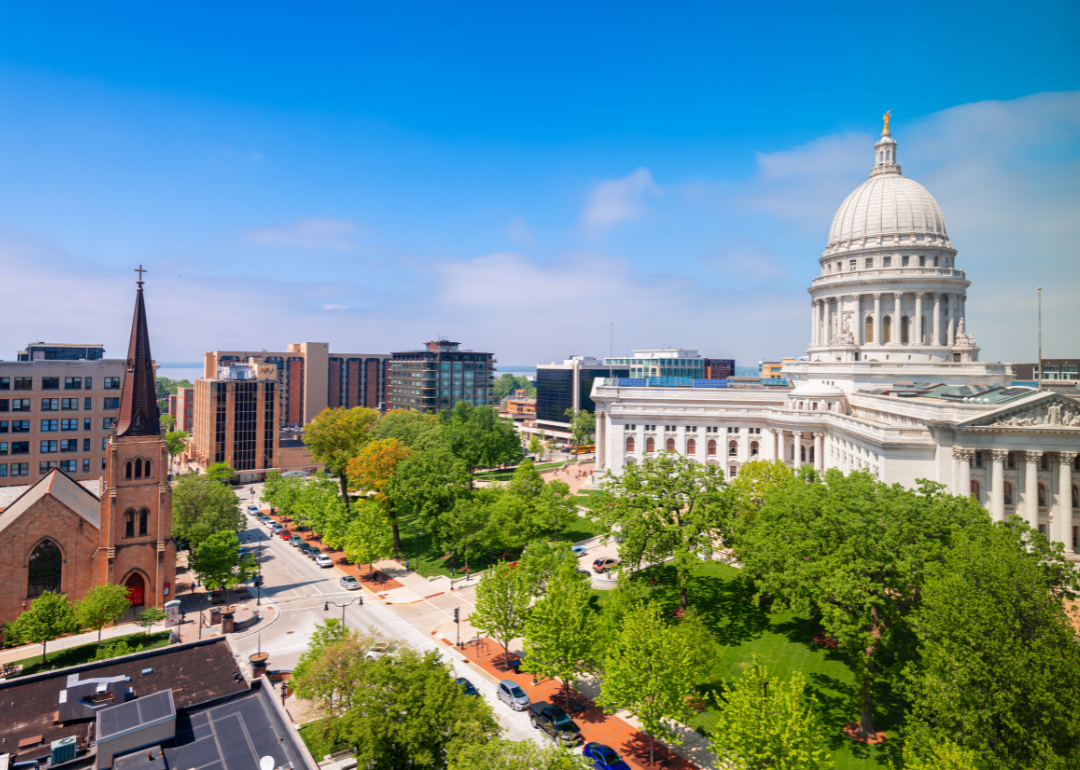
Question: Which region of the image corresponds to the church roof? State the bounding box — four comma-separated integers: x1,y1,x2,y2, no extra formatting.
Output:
0,469,101,532
116,280,161,438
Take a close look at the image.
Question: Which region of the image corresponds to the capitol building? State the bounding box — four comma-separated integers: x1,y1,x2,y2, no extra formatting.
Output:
592,120,1080,556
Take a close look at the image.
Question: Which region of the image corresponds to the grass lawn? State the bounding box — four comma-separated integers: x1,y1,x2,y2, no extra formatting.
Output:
298,718,349,760
574,491,613,511
397,513,607,578
474,462,563,481
6,631,173,677
590,562,904,770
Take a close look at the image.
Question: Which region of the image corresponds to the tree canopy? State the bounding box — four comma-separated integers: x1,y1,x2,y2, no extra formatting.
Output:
347,437,411,549
342,502,395,574
563,408,595,458
190,531,256,604
441,401,522,474
74,584,132,647
165,430,189,457
522,559,596,703
204,462,235,482
469,560,532,665
171,474,244,548
4,591,77,662
303,406,380,513
492,373,536,401
448,739,578,770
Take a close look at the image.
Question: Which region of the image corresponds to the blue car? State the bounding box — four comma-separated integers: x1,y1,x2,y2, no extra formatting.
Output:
571,546,587,557
581,743,630,770
454,677,479,696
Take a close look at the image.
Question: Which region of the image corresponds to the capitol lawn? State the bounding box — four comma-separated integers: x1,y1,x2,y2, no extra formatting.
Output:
591,561,904,770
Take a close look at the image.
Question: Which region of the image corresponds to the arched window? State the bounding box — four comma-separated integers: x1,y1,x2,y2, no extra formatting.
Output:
125,461,133,479
687,438,696,455
865,316,874,342
665,437,675,453
28,539,62,597
1003,481,1013,507
901,316,910,344
138,508,149,537
970,479,980,502
883,315,892,343
125,509,135,538
1038,484,1047,508
750,441,759,457
625,436,635,454
645,437,655,454
728,440,738,457
134,458,143,479
144,460,152,477
707,439,717,456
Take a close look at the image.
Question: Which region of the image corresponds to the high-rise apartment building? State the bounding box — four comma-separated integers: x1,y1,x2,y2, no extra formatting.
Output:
189,362,280,483
203,343,391,427
388,340,495,413
174,386,194,431
0,346,126,487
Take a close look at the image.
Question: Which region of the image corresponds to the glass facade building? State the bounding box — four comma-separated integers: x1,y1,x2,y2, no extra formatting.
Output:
388,340,495,413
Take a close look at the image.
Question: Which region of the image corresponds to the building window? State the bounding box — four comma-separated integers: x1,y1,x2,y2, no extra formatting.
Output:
84,418,92,431
645,437,655,453
59,439,78,452
0,377,7,390
900,316,910,344
1007,452,1015,469
125,461,133,479
883,256,892,267
82,458,90,472
751,441,759,456
625,436,635,453
1073,485,1078,510
883,316,892,343
104,377,121,390
665,437,675,452
13,377,32,390
865,316,874,342
41,398,59,411
728,440,738,457
0,464,5,476
103,397,120,409
125,509,135,538
973,451,984,469
10,462,28,476
61,398,79,411
0,442,6,455
1004,481,1013,507
83,438,90,451
60,460,77,472
102,417,116,430
135,458,143,478
101,438,108,451
64,377,82,390
84,397,92,409
61,418,78,430
729,465,738,478
40,419,58,432
139,508,149,536
85,377,92,389
27,539,62,597
1040,454,1049,471
849,259,857,271
39,461,57,474
1038,484,1047,508
707,439,717,456
41,377,60,390
865,258,874,269
970,479,980,502
40,440,58,453
11,441,29,454
901,256,910,267
687,438,696,454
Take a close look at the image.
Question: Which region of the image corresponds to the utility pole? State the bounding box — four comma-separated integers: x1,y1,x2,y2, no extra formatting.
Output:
1037,287,1042,389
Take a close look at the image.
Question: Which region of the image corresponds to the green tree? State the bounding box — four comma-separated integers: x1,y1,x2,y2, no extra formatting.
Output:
469,560,532,665
347,437,411,550
442,401,522,477
536,480,578,540
343,502,395,575
563,408,596,459
134,606,166,636
386,439,473,545
336,646,500,770
527,433,543,457
522,560,597,703
159,413,177,431
171,474,243,549
444,489,495,571
737,470,989,739
293,625,388,720
5,591,77,662
493,373,536,401
727,459,797,529
595,578,654,662
599,602,696,767
711,656,834,770
899,735,980,770
303,406,380,515
190,531,256,605
904,520,1080,770
597,452,729,612
165,430,189,457
204,462,235,482
94,639,135,661
369,409,443,448
482,490,535,556
517,540,576,597
448,739,578,770
74,584,132,647
293,618,352,697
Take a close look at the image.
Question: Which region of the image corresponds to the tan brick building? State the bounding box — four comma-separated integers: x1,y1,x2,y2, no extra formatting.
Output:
0,281,176,632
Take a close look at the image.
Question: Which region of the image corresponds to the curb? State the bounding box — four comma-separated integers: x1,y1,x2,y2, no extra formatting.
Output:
231,604,281,640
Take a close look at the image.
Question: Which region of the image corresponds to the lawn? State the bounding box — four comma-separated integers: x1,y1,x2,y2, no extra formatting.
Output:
590,561,905,770
574,490,613,511
396,513,607,578
6,631,173,677
474,462,563,481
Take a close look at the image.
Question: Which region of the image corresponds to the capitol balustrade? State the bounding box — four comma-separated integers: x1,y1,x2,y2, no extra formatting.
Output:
810,266,967,287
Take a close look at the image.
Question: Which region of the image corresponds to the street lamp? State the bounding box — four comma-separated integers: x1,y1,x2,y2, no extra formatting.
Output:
324,597,363,626
255,537,264,606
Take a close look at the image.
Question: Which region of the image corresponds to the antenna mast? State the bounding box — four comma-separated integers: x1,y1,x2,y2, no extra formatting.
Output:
1037,287,1042,389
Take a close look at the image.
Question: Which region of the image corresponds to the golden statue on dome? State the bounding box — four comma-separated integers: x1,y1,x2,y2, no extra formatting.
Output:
883,110,892,135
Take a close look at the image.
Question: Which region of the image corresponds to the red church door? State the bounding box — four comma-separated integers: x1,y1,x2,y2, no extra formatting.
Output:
125,573,145,607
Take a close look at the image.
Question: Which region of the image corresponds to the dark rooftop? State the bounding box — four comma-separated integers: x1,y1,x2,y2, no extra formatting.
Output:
0,637,246,762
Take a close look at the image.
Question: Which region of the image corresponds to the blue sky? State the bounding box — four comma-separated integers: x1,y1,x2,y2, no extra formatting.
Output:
0,1,1077,367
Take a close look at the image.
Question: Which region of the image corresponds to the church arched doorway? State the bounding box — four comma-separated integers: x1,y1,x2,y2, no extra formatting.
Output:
125,573,145,608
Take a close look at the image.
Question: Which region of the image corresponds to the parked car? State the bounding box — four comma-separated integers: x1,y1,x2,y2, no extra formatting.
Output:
576,569,592,579
571,546,587,557
528,702,583,745
496,679,530,711
279,529,293,541
306,546,321,560
270,522,283,533
592,557,619,574
315,554,333,568
299,542,313,557
340,575,360,590
247,505,259,513
454,678,479,697
289,534,303,547
581,743,631,770
365,644,392,662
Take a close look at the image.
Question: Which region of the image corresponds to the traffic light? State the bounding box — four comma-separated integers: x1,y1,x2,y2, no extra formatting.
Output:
453,607,459,623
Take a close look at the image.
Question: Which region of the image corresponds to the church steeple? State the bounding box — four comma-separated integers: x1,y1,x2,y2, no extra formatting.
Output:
115,266,161,437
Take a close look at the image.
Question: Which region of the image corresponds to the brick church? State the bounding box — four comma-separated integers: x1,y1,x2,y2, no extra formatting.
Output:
0,278,176,632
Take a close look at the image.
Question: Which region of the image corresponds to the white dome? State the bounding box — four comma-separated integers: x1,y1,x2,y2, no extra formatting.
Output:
789,382,843,398
828,174,947,247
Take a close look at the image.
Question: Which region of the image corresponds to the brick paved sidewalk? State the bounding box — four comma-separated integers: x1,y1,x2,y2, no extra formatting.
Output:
458,636,702,770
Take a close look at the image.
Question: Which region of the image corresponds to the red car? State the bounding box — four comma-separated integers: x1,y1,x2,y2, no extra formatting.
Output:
279,529,292,541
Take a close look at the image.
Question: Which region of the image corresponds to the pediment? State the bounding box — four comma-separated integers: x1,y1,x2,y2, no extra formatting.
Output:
962,394,1080,430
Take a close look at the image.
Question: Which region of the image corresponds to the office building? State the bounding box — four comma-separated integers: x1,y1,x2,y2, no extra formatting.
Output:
387,340,495,413
173,385,194,431
533,357,630,439
188,361,280,483
17,342,106,362
603,349,706,379
1012,359,1079,390
0,347,126,488
203,343,391,428
704,358,735,379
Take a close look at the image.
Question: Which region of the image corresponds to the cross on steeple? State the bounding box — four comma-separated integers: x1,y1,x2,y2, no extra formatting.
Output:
135,264,147,289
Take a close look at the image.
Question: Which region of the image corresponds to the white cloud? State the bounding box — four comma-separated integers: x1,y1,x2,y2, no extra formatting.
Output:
243,217,363,250
506,216,537,246
322,304,347,310
579,168,662,235
701,243,791,283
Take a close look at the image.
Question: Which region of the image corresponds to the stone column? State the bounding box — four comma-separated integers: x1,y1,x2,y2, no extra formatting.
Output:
990,450,1007,522
814,432,824,472
954,447,972,496
1024,451,1041,530
873,293,882,344
1057,453,1076,549
893,293,903,344
932,293,942,346
792,431,803,467
596,410,607,471
914,292,924,345
947,294,956,345
960,295,967,335
811,301,819,346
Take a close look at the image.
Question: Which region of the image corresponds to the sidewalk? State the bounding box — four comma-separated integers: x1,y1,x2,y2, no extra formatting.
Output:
458,637,713,770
